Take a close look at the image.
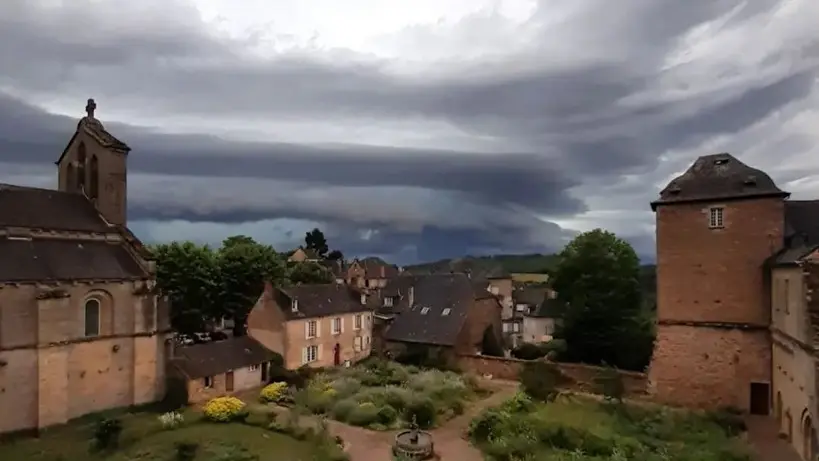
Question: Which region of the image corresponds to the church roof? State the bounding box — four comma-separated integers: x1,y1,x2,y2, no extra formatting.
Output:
55,98,130,165
651,153,789,210
0,238,148,282
0,184,111,232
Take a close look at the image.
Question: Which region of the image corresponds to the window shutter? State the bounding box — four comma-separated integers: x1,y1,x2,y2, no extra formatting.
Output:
316,320,321,337
317,344,322,361
341,317,345,333
305,321,309,339
302,347,307,364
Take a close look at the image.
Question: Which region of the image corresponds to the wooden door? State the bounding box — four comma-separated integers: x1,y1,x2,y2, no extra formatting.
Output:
261,362,268,383
749,382,770,416
225,371,235,392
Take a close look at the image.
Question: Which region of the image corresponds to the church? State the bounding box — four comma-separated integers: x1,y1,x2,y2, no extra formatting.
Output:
0,100,170,434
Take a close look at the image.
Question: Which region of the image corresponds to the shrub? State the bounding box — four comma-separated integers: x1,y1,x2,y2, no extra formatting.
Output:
174,441,199,461
331,398,358,421
706,407,747,436
520,360,563,402
90,417,123,451
468,408,508,442
511,342,549,360
596,366,625,403
259,382,288,403
377,405,398,425
159,411,185,430
203,396,248,423
404,397,436,429
347,402,380,427
501,392,534,414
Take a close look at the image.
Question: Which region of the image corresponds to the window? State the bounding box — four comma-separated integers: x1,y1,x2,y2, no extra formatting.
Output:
384,296,394,307
332,317,342,335
354,336,363,351
204,376,213,388
304,345,318,363
708,207,724,229
490,286,499,295
89,155,99,200
306,320,317,339
249,364,259,371
513,323,521,333
354,314,362,330
84,298,101,337
442,308,451,316
503,323,511,333
784,279,790,315
420,307,430,315
365,336,370,346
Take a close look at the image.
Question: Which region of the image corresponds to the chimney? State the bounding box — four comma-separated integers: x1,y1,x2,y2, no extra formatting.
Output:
408,286,414,308
380,266,385,278
291,298,299,312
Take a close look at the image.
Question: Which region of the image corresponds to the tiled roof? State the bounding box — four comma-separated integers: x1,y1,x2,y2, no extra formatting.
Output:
172,336,277,379
769,200,819,266
279,283,370,320
319,259,346,277
529,297,563,318
358,257,400,279
513,287,549,306
0,185,111,232
0,238,148,281
384,274,474,346
652,153,789,210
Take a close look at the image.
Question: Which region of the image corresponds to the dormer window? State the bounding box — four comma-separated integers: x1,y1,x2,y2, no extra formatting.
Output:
291,299,299,312
384,296,393,307
708,207,724,229
442,308,451,316
420,307,430,315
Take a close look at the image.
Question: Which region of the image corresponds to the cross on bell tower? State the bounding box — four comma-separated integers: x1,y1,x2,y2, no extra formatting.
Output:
85,98,96,118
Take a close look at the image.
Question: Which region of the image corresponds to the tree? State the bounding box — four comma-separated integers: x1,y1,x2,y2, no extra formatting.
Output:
327,249,344,261
151,242,220,336
217,241,286,336
222,235,257,249
550,229,653,371
286,261,334,285
304,228,329,258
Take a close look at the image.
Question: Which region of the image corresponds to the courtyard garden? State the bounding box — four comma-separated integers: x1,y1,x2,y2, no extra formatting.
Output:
267,359,485,430
0,397,347,461
469,363,753,461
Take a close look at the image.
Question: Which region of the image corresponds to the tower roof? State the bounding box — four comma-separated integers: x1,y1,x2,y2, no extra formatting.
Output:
651,153,789,211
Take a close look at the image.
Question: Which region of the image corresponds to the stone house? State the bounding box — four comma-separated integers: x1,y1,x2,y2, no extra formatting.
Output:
247,282,374,369
521,293,560,344
474,274,514,320
507,287,553,346
375,274,504,364
649,152,819,460
170,336,278,404
288,247,319,263
0,99,170,435
345,257,400,289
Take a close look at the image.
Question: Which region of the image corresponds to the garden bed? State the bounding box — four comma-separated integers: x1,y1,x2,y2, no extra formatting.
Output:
278,359,484,430
468,392,753,461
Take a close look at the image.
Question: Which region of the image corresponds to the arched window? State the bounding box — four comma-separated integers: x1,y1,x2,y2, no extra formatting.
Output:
803,412,814,460
66,163,76,191
89,155,99,199
76,142,87,192
84,298,101,337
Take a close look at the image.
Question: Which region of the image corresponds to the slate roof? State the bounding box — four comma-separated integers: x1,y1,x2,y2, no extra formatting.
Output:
651,153,789,210
0,184,111,232
172,336,277,379
529,297,563,318
319,259,346,277
770,200,819,266
279,283,371,320
359,257,400,278
513,287,549,306
0,238,148,282
384,274,475,347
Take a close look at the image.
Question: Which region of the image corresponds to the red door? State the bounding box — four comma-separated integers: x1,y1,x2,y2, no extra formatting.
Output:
333,343,341,366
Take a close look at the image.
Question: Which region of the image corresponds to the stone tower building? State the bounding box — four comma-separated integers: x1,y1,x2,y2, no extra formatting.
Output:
649,153,789,413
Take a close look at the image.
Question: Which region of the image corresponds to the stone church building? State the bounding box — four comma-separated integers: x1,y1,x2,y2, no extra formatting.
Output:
650,153,819,460
0,100,170,434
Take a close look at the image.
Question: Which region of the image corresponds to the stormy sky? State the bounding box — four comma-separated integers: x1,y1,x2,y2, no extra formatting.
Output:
1,0,817,264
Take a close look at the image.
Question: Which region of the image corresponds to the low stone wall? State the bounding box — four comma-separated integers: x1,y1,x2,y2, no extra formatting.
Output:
457,354,648,397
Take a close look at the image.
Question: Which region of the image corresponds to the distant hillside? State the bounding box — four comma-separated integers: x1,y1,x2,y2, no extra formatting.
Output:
404,253,559,276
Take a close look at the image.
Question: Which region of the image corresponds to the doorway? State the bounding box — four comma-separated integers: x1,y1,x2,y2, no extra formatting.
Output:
749,382,770,415
225,371,235,393
333,343,341,366
261,362,268,383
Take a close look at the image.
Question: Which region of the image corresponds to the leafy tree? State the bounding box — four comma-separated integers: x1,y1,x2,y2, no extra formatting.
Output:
151,242,220,335
550,229,653,371
327,249,344,261
286,261,334,285
304,228,329,258
222,235,257,249
217,241,285,336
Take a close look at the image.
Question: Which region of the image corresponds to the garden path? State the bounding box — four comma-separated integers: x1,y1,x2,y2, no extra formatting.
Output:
745,416,802,461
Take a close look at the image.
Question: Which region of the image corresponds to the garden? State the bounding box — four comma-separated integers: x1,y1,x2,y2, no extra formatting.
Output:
264,359,485,430
0,396,347,461
468,361,753,461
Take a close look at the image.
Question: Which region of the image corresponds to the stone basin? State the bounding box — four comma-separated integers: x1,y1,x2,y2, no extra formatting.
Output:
392,429,434,460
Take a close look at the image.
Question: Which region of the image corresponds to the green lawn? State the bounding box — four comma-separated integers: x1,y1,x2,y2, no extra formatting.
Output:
469,392,753,461
0,409,318,461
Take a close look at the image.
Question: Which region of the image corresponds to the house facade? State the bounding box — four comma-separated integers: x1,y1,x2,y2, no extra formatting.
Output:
247,283,373,369
288,248,319,263
345,257,400,289
649,152,819,460
0,100,169,435
170,336,277,404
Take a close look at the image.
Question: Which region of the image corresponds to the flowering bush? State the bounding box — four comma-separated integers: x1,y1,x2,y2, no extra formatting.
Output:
259,382,288,403
158,411,185,429
202,396,247,423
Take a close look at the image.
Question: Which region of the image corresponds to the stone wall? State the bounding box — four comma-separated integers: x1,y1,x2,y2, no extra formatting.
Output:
457,354,648,397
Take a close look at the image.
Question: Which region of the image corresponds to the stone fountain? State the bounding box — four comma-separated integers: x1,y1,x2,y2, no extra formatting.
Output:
392,416,434,460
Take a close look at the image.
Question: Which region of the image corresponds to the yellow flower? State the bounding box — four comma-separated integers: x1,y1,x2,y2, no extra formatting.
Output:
203,396,247,423
260,382,288,403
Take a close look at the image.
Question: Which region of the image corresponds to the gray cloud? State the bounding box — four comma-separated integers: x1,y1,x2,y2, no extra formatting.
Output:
0,0,817,264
